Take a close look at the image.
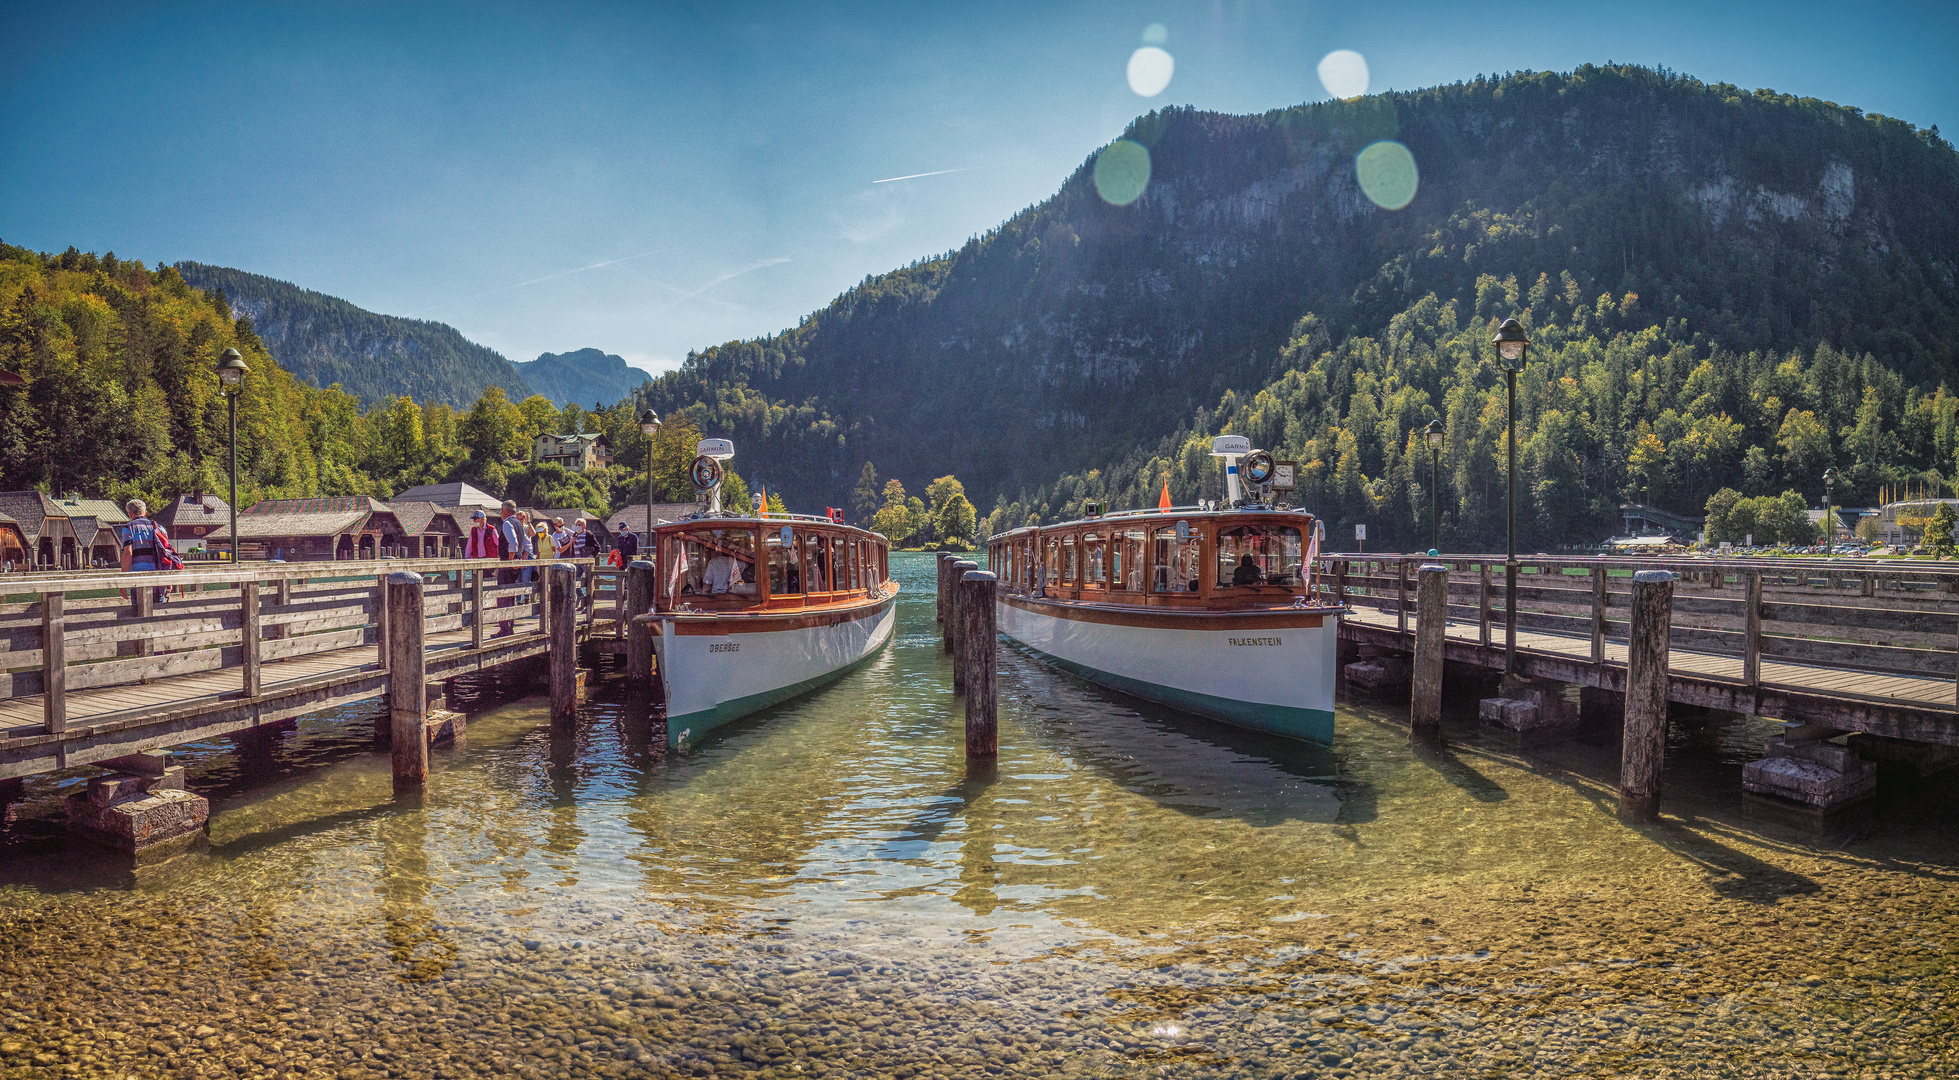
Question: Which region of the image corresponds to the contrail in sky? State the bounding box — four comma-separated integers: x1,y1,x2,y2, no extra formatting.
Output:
872,168,966,184
405,248,669,316
649,257,793,313
509,249,669,288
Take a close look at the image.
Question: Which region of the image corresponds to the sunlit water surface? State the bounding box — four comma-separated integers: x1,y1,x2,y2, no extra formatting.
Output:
1,553,1954,1079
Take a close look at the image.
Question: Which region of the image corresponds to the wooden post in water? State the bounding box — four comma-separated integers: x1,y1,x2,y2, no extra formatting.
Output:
547,562,579,732
1619,569,1674,821
1410,563,1448,740
960,570,998,758
938,554,956,653
626,559,656,688
950,559,978,694
385,570,428,794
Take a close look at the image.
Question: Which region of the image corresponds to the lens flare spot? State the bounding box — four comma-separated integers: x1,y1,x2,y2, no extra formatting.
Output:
1142,22,1168,45
1093,139,1152,206
1127,46,1174,97
1355,140,1419,210
1318,49,1369,100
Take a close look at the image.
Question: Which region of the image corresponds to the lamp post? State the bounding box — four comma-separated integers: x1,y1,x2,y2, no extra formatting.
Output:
215,348,249,563
639,408,661,541
1822,467,1836,548
1422,418,1444,555
1491,317,1530,684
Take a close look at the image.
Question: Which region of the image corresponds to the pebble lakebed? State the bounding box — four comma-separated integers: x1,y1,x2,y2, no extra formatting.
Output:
1,554,1954,1080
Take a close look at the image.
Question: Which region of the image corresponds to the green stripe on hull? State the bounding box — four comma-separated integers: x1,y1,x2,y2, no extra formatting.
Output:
1015,641,1335,747
666,642,887,749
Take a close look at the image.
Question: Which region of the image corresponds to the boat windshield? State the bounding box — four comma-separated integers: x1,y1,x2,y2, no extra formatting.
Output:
1117,529,1145,590
667,528,757,598
767,527,801,594
1151,526,1202,593
1215,524,1304,588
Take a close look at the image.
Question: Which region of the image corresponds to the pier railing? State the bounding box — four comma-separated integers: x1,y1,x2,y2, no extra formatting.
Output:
1,557,624,735
1323,554,1959,708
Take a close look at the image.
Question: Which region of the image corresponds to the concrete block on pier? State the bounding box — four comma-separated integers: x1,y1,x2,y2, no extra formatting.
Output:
67,765,207,859
1479,697,1539,728
1742,735,1876,811
1344,656,1410,690
1480,680,1576,735
426,709,467,747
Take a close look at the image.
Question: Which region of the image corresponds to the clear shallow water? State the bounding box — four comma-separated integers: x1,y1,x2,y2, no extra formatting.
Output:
0,552,1954,1079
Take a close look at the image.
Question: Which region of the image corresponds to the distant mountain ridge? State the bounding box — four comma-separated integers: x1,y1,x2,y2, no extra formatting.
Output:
174,262,532,407
514,348,649,408
638,64,1959,519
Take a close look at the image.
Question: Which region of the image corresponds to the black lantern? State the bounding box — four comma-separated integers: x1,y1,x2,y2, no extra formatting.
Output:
1488,318,1529,683
1422,418,1444,554
216,348,249,563
639,409,661,541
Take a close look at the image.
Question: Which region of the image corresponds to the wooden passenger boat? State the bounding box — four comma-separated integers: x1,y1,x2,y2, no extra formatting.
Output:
985,440,1342,745
644,444,897,747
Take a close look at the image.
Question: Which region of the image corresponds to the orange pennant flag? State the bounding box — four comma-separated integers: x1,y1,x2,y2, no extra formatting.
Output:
1158,478,1173,510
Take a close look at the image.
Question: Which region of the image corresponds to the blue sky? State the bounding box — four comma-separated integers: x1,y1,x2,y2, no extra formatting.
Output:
3,1,1953,375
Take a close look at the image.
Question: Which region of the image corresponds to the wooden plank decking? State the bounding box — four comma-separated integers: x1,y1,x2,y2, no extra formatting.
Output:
0,558,628,780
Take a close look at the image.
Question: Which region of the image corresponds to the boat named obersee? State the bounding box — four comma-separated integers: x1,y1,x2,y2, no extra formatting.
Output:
644,439,896,747
986,437,1341,744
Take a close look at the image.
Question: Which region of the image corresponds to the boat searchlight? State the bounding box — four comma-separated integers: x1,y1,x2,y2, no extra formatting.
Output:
692,438,737,514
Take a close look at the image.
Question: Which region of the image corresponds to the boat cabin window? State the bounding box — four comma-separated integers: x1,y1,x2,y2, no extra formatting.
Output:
1061,534,1078,583
1118,529,1145,591
804,534,830,591
669,528,757,597
1215,524,1304,588
768,528,801,594
1151,526,1202,594
849,538,861,590
1083,533,1105,589
1044,538,1059,589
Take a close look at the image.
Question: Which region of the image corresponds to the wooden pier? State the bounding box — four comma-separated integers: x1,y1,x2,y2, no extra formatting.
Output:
1328,553,1959,810
0,557,633,855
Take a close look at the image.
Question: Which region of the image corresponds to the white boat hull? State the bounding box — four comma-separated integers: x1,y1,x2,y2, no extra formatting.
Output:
996,596,1338,745
655,594,897,748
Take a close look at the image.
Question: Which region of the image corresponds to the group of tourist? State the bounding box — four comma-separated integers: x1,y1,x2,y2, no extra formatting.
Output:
460,502,626,571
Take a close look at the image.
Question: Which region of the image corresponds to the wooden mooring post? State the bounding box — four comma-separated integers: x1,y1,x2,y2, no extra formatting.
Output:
949,559,978,693
385,571,429,794
1619,569,1675,821
960,570,998,758
547,562,579,732
625,559,656,688
938,554,957,654
1410,563,1448,740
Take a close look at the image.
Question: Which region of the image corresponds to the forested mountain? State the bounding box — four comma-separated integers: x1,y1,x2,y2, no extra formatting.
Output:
174,262,532,407
0,244,706,520
637,64,1959,549
514,347,649,408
